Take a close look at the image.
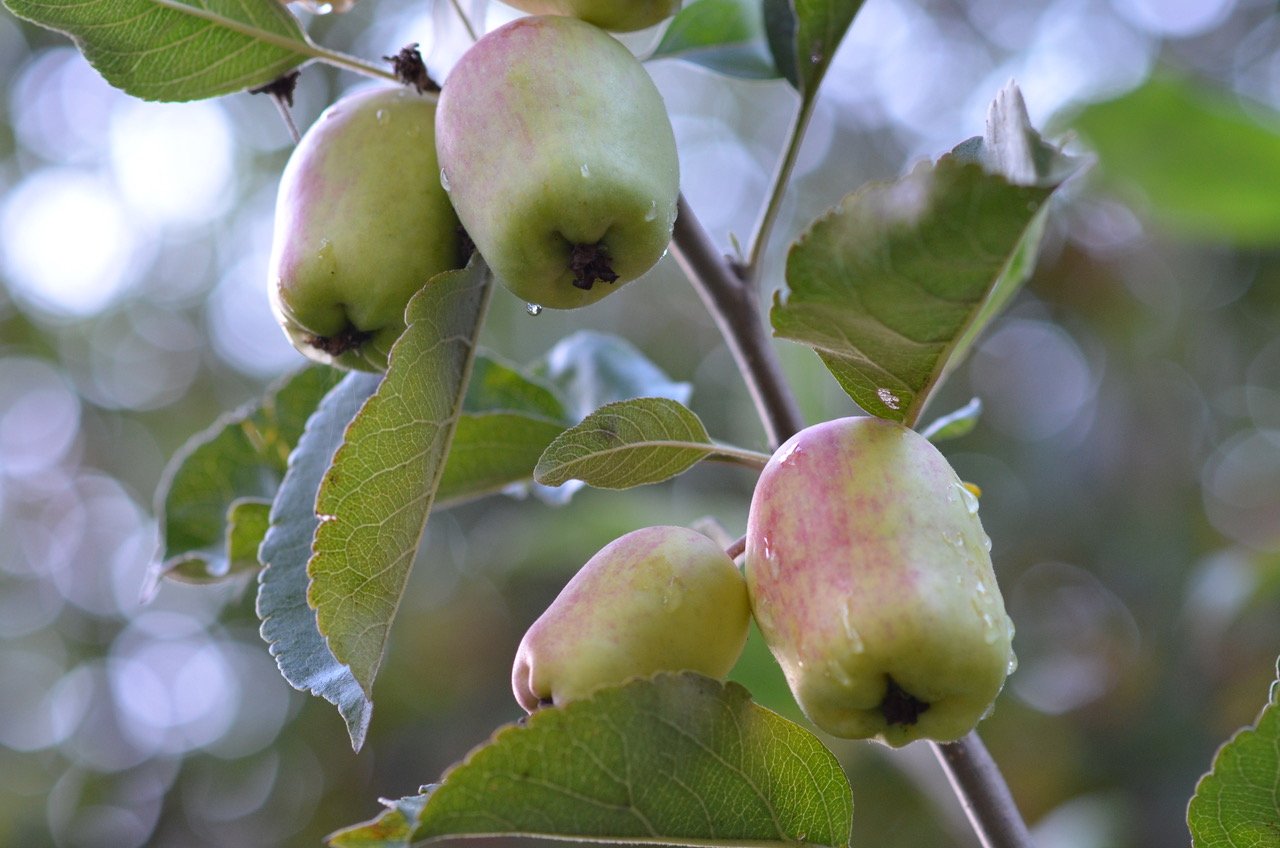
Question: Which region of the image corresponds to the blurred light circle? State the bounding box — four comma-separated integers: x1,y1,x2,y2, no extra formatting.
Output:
1202,430,1280,551
60,306,203,411
207,254,306,378
109,100,236,227
0,357,81,479
0,649,86,752
203,641,295,759
10,47,127,166
1109,0,1235,39
1007,561,1141,714
0,575,67,638
1,168,144,318
970,318,1098,442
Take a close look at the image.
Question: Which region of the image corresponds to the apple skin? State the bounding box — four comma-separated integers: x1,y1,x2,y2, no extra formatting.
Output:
435,15,679,310
500,0,680,32
744,417,1015,747
268,87,463,372
512,526,750,712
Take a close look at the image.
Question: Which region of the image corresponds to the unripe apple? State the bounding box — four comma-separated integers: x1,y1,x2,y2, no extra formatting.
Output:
500,0,680,32
435,16,679,310
512,525,750,712
745,417,1016,747
268,87,464,371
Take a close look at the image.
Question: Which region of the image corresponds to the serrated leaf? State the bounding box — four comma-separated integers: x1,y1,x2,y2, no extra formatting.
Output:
149,365,342,591
763,0,865,96
919,398,982,443
3,0,314,102
534,331,692,423
1072,76,1280,246
328,674,853,848
436,413,568,508
534,397,719,489
1188,658,1280,847
257,371,382,751
774,84,1073,425
651,0,778,80
308,262,492,699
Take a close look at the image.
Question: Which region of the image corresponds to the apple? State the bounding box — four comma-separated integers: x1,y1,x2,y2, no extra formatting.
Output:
745,417,1016,746
268,86,464,371
435,16,679,310
513,525,750,712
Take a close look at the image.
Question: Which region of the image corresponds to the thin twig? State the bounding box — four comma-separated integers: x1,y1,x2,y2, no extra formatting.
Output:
448,0,479,42
669,194,805,450
743,96,817,286
271,94,302,143
932,733,1035,848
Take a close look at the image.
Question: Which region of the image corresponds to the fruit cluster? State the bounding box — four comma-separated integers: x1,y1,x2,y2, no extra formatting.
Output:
267,4,681,371
517,417,1016,748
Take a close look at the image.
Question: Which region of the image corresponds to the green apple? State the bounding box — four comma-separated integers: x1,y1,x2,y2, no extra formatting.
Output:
268,86,464,372
500,0,680,32
745,417,1016,747
435,15,679,310
513,525,750,712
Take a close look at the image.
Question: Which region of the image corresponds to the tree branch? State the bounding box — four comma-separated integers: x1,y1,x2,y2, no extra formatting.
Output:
932,733,1035,848
668,194,805,449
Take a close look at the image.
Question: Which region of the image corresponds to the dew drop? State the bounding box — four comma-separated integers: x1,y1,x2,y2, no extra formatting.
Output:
1006,650,1019,675
525,303,543,316
958,484,980,515
982,533,993,552
317,238,334,263
439,169,451,192
644,200,657,222
826,660,853,687
375,109,389,125
314,1,334,13
580,163,590,178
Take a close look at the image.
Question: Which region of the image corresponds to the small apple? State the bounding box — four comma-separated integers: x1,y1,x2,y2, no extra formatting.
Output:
501,0,680,32
513,525,750,712
268,86,464,371
745,417,1015,747
435,16,679,310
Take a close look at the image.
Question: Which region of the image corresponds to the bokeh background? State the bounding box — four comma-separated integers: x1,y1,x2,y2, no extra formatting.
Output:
1,0,1278,845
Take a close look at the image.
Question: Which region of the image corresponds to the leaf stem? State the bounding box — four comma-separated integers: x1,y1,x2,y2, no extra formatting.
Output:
743,95,817,285
707,444,772,470
932,733,1035,848
308,44,401,83
669,194,805,450
448,0,480,42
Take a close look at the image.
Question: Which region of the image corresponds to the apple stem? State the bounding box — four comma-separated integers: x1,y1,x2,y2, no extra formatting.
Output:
933,734,1036,848
668,195,805,450
569,243,619,290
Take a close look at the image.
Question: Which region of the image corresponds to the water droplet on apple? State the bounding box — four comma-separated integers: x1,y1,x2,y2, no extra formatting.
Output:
1006,650,1019,675
375,109,389,125
841,603,865,653
314,2,334,13
644,200,657,222
580,163,590,178
525,303,543,316
958,484,980,515
439,169,451,192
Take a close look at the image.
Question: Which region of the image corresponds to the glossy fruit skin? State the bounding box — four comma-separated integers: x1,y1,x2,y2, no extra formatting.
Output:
745,417,1015,747
269,87,463,372
500,0,680,32
435,16,679,310
512,526,750,712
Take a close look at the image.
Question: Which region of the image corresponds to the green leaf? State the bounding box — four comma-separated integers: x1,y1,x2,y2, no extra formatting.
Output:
226,498,272,573
1188,658,1280,847
773,83,1073,425
464,353,569,421
436,413,569,508
763,0,866,96
919,398,982,443
308,261,492,699
1071,76,1280,246
328,674,854,848
534,397,766,489
147,365,342,593
651,0,779,80
2,0,314,102
257,371,382,751
533,331,692,422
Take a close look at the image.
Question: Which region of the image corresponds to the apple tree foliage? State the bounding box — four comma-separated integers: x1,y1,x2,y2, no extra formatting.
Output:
4,0,1277,845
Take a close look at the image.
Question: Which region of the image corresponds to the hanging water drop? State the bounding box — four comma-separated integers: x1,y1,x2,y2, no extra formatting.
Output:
525,303,543,316
439,169,451,192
